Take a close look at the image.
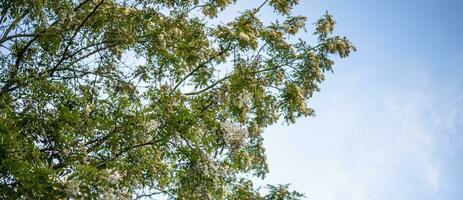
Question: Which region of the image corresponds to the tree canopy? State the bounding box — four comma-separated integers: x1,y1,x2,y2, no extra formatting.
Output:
0,0,355,199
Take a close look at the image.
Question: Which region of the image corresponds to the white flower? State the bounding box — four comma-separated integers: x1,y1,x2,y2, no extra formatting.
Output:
148,21,156,30
145,120,160,132
238,32,250,42
158,33,166,47
106,169,122,184
84,104,92,116
236,90,250,108
222,122,247,149
123,8,131,16
80,145,88,153
122,107,132,115
172,27,181,35
102,188,115,200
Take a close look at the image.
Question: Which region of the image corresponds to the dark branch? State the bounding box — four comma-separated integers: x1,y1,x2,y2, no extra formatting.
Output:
0,33,36,44
170,43,232,94
49,0,104,77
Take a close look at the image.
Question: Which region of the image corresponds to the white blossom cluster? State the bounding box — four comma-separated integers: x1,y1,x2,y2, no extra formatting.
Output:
106,168,122,185
100,169,130,200
221,122,247,150
83,104,93,116
144,119,160,132
58,175,81,197
197,158,219,176
238,32,250,42
236,90,251,109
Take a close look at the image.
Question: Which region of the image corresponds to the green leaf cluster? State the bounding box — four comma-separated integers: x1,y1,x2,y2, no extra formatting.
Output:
0,0,354,199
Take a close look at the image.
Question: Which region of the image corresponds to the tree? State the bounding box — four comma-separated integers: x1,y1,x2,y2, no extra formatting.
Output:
0,0,354,199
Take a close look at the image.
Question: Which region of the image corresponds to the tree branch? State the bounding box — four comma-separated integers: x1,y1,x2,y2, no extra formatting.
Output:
135,188,175,200
0,36,37,95
49,0,104,77
184,61,294,96
50,42,119,75
0,11,29,45
0,33,36,44
170,43,232,94
74,0,93,11
95,140,157,169
256,0,270,12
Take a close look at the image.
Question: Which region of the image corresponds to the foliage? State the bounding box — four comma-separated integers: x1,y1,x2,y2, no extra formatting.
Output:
0,0,355,199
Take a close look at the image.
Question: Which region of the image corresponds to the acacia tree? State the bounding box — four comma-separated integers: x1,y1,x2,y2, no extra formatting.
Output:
0,0,354,199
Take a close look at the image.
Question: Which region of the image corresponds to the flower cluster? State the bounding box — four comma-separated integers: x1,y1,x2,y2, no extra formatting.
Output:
106,168,122,185
221,122,248,150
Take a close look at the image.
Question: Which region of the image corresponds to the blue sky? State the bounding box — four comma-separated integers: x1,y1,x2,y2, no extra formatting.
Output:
252,0,463,200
